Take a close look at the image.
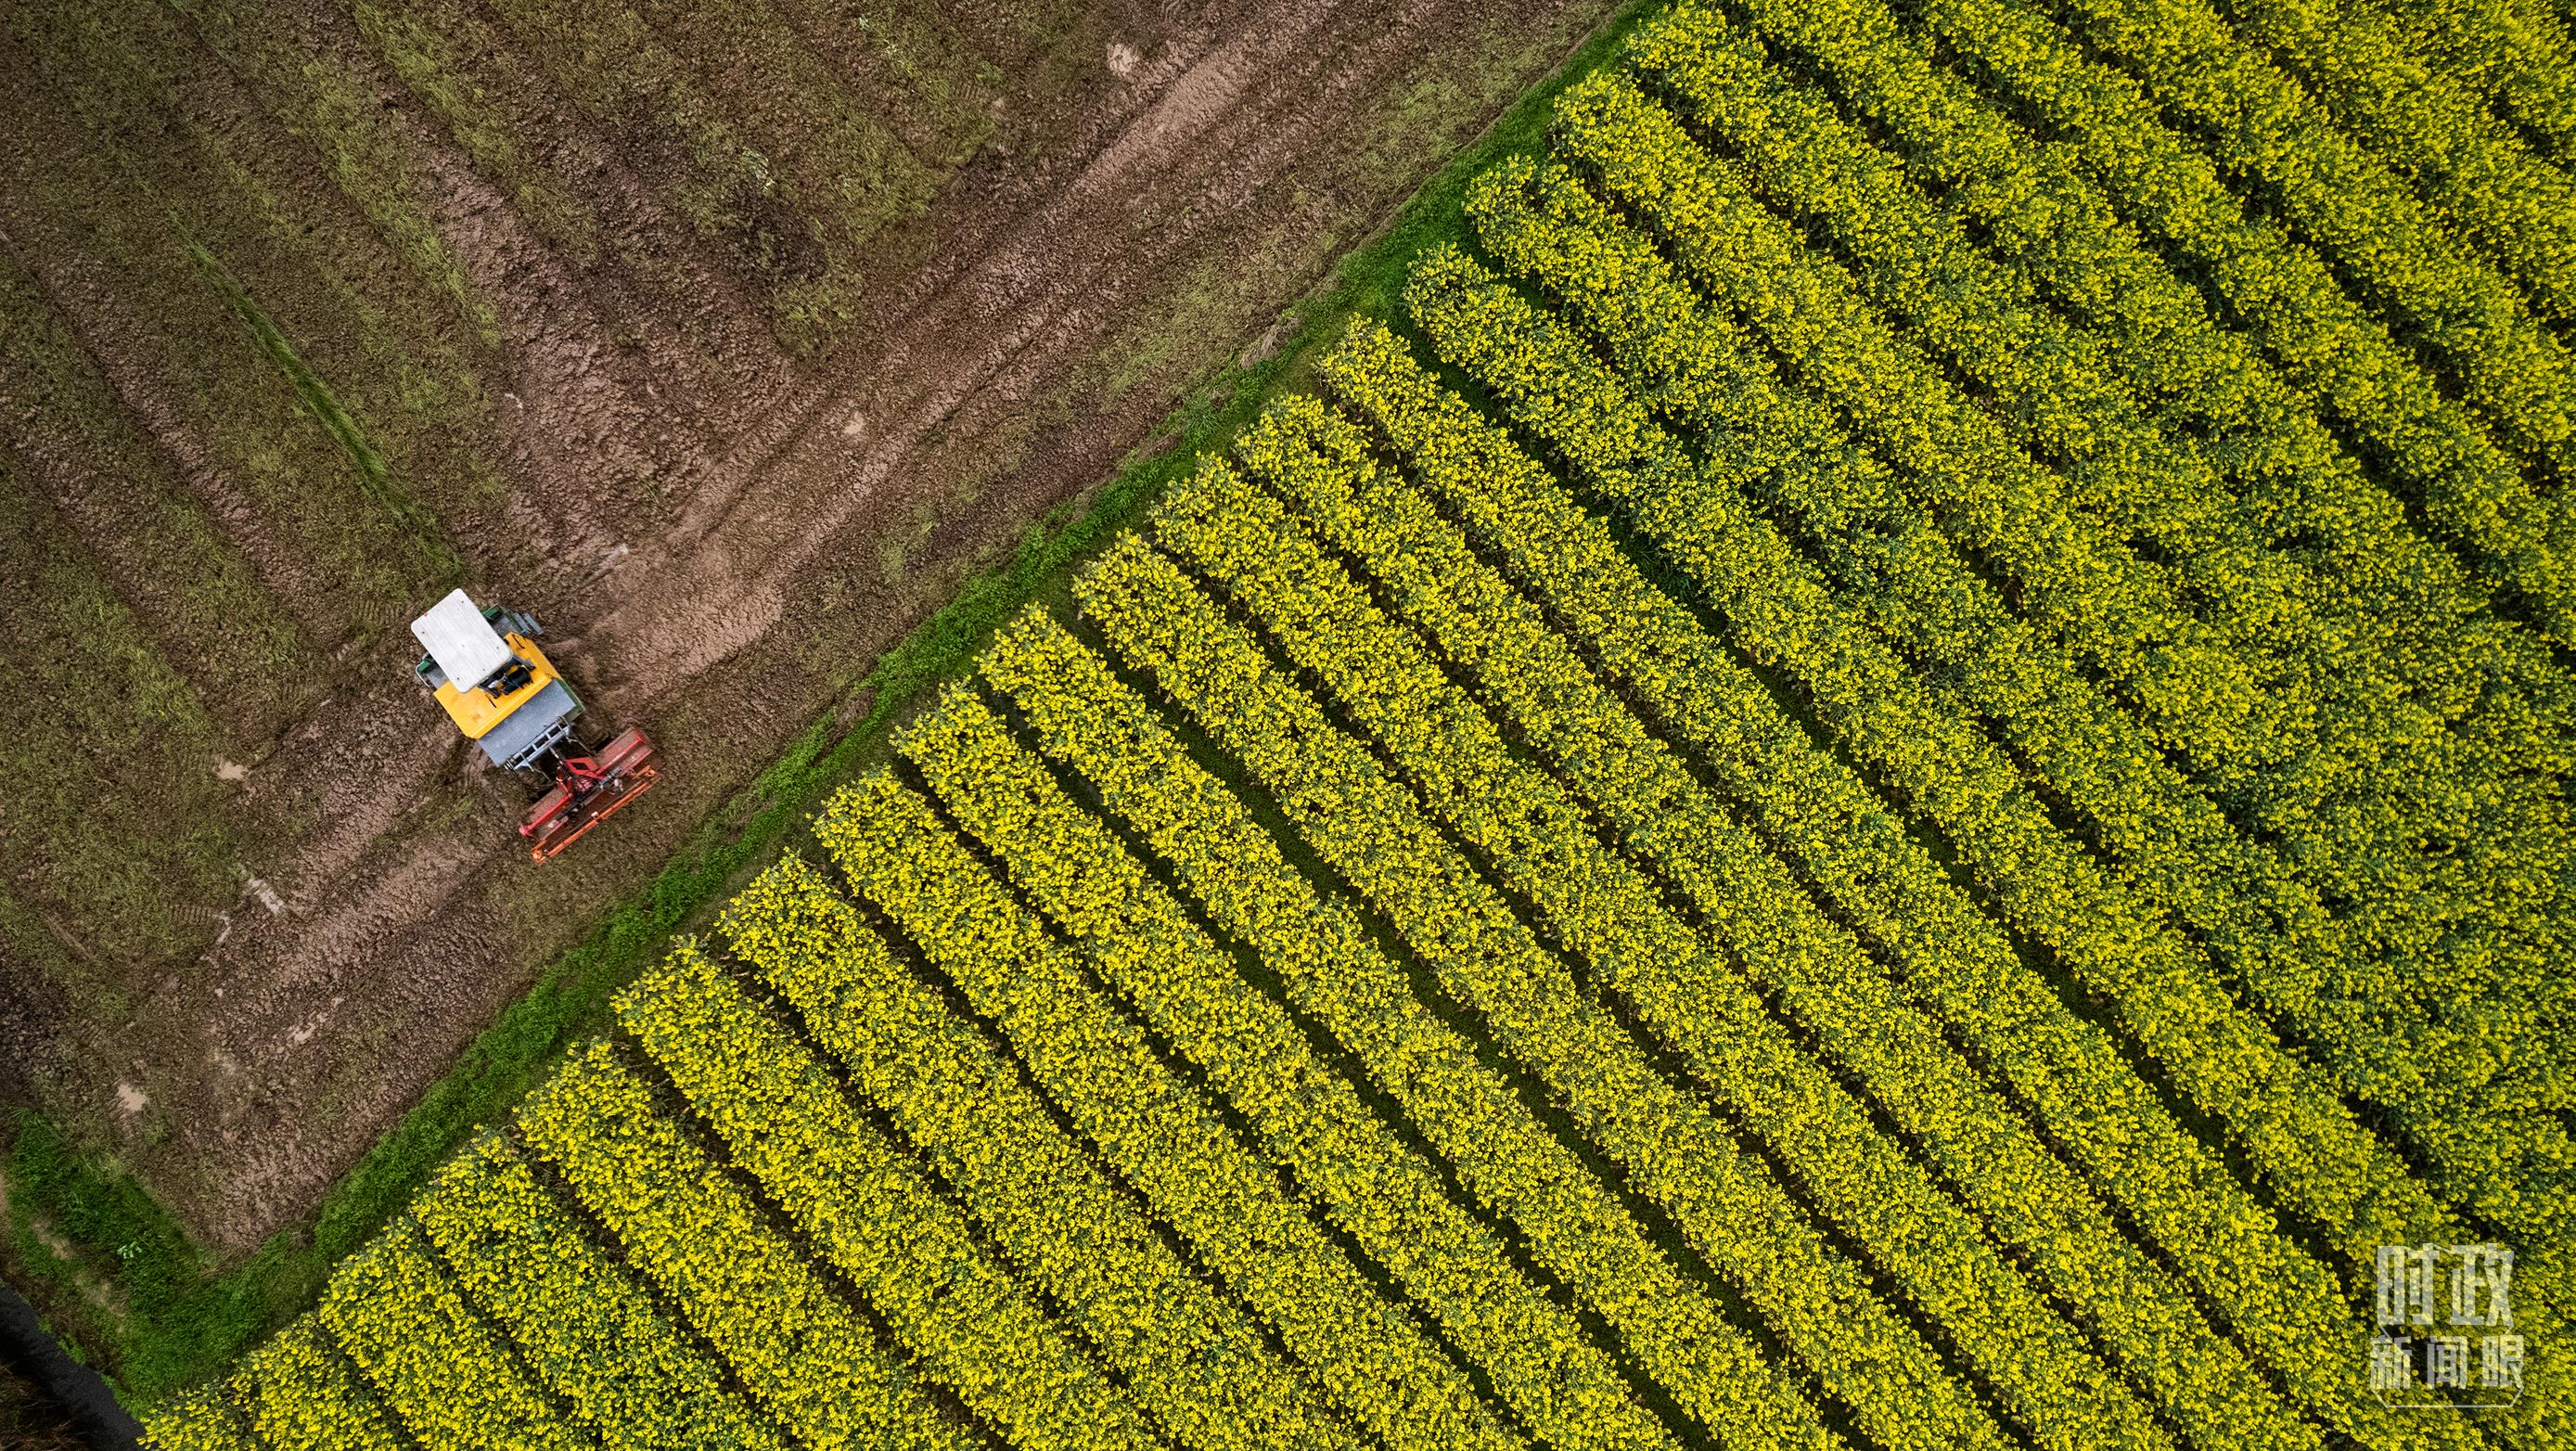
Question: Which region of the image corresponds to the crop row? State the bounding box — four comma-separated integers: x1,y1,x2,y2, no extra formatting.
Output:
616,945,1160,1451
904,680,1832,1451
138,1391,255,1451
812,782,1523,1451
1314,317,2515,1451
2002,0,2576,471
1142,453,2182,1451
416,1132,783,1451
1459,136,2569,1230
1686,0,2576,1111
1225,392,2341,1450
1067,540,2016,1451
516,1042,971,1450
230,1316,404,1451
715,857,1358,1451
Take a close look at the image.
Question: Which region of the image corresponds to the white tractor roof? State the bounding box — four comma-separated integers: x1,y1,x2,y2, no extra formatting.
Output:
411,588,516,688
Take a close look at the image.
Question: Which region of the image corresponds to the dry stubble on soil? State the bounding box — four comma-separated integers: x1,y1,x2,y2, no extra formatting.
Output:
0,0,1621,1302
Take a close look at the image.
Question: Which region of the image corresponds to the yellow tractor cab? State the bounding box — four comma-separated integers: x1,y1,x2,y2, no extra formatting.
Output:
410,589,659,862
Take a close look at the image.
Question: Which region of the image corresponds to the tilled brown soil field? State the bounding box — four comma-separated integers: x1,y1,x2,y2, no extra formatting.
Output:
0,0,1617,1275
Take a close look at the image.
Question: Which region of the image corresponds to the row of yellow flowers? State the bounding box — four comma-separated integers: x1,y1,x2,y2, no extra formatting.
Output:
1368,257,2576,1444
814,777,1520,1451
517,1043,969,1450
415,1132,781,1450
1228,392,2333,1450
1461,130,2569,1241
135,1386,254,1450
135,1392,254,1451
229,1316,403,1451
1311,318,2506,1451
901,681,1801,1451
1071,534,2014,1451
716,856,1355,1451
1625,0,2576,1125
617,945,1160,1451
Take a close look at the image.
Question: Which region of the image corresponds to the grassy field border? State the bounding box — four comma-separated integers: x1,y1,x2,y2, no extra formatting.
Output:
2,0,1658,1411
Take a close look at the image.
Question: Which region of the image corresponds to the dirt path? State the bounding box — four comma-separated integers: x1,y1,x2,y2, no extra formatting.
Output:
6,0,1616,1252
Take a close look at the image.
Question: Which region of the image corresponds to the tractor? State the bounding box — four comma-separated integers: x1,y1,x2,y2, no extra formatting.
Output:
409,588,660,862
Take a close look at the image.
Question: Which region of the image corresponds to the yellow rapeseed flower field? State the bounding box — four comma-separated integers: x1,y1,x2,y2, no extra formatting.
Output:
147,4,2572,1447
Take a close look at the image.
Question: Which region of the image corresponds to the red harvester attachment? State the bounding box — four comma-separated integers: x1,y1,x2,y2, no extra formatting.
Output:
520,726,660,863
